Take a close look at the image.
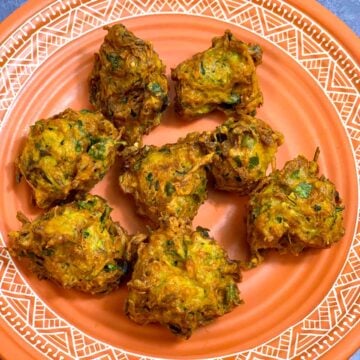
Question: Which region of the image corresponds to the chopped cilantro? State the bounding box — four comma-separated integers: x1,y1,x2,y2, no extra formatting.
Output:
88,141,107,160
104,263,118,272
75,140,82,152
42,172,54,184
106,53,121,70
275,216,283,223
294,182,312,199
166,239,174,246
225,283,238,304
133,161,142,171
88,136,100,146
77,199,96,210
196,226,210,238
146,172,153,185
233,155,242,167
165,181,175,196
225,93,240,105
251,206,261,221
100,206,110,223
148,82,162,94
248,155,259,169
290,169,300,179
200,61,206,75
241,133,255,149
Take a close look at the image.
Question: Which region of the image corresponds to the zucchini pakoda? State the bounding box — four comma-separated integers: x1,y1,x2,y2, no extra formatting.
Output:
17,108,120,208
126,219,242,338
171,30,263,118
9,194,145,294
198,115,284,194
89,24,169,145
119,141,213,226
247,150,345,267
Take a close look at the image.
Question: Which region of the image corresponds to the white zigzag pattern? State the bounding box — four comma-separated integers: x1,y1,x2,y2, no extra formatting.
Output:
0,0,359,359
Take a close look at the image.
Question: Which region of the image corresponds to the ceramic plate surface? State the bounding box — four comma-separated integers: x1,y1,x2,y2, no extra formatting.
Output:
0,0,359,359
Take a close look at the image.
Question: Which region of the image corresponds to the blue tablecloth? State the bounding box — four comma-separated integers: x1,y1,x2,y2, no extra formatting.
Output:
0,0,359,35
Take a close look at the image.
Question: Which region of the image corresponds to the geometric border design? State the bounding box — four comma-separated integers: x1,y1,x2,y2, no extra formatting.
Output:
0,0,359,359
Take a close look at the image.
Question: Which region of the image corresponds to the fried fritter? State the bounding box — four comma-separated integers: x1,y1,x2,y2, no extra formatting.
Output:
8,194,144,294
119,141,213,226
247,43,263,66
89,24,169,145
199,115,283,194
126,219,242,338
17,108,119,208
247,151,345,267
171,30,263,118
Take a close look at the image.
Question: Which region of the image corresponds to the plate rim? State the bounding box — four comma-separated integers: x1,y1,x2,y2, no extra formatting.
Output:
0,1,359,359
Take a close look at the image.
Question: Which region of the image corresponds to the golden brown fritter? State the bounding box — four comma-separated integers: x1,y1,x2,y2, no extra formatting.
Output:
247,43,263,66
247,151,345,267
126,219,242,338
119,141,213,226
8,194,145,294
171,30,263,119
17,108,119,208
198,115,284,194
89,24,169,145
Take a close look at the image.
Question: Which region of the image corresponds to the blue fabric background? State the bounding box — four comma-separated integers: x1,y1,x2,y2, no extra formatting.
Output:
0,0,359,35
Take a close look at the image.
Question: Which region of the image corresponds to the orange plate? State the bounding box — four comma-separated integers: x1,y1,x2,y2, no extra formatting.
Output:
0,1,359,359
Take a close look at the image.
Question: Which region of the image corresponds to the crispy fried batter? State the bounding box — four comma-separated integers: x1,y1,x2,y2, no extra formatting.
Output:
119,141,213,226
89,24,169,145
247,152,345,267
8,194,145,294
171,30,263,118
17,108,119,208
126,219,242,338
198,115,283,194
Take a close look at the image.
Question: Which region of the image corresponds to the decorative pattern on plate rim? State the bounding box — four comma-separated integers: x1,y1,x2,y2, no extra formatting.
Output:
0,0,359,359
